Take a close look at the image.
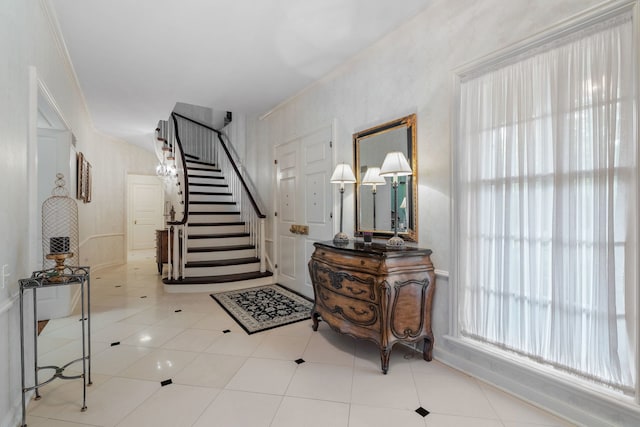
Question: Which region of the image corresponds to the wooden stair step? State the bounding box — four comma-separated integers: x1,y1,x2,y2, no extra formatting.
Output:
188,233,249,239
188,244,255,253
188,174,224,179
189,222,245,227
189,211,240,216
188,166,221,173
162,270,273,285
189,191,232,196
186,159,216,167
189,201,236,205
186,257,260,268
189,183,228,188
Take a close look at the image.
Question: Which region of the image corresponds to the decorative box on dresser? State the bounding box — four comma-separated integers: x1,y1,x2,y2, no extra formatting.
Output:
308,241,436,374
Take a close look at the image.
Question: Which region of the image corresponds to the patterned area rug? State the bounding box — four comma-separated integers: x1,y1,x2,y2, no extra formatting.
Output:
210,284,313,334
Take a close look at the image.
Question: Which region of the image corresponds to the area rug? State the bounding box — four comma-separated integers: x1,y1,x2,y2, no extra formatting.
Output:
210,284,313,334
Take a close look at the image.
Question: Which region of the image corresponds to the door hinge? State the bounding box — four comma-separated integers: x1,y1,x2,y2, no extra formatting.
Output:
275,212,278,217
329,140,332,148
274,264,278,269
329,212,333,219
274,159,278,165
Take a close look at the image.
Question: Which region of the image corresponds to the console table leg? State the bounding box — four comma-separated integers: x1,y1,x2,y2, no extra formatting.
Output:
311,312,320,331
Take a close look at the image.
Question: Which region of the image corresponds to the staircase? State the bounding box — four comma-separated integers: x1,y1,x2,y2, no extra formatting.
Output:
156,112,272,293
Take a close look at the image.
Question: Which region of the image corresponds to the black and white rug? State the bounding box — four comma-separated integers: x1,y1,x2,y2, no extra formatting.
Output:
210,284,313,334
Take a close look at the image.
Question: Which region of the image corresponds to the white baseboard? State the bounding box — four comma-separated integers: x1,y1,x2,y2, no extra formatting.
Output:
437,335,640,427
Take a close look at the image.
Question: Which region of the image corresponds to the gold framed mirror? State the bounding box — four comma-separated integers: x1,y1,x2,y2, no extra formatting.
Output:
354,114,417,242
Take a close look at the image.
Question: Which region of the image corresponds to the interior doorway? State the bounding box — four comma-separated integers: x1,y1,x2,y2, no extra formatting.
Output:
126,174,164,253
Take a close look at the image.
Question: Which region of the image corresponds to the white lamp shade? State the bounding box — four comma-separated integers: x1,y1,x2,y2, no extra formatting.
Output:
361,167,386,186
379,152,412,177
330,163,356,184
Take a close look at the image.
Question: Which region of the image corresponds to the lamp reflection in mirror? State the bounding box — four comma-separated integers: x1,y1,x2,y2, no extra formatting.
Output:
361,167,386,230
330,163,357,243
379,152,412,247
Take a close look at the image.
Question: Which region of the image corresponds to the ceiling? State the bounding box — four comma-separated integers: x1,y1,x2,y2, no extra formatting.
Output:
48,0,431,150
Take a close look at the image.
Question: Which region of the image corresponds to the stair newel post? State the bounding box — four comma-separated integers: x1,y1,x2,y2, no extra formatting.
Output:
259,217,266,273
180,225,187,278
167,224,173,279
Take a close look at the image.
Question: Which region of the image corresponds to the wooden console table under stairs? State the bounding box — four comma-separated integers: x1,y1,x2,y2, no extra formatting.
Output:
308,241,436,374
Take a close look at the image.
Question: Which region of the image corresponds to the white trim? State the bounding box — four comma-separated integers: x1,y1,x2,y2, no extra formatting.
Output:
0,293,18,316
439,336,640,426
39,0,96,129
434,269,448,279
632,0,640,405
454,0,638,78
78,233,125,249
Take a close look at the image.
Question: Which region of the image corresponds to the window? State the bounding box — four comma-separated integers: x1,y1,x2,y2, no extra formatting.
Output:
455,11,636,393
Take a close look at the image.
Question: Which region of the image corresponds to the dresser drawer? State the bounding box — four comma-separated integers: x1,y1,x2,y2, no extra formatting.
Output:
315,285,380,330
309,259,377,302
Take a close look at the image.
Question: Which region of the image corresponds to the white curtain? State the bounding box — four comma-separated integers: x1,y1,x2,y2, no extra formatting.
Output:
456,14,636,392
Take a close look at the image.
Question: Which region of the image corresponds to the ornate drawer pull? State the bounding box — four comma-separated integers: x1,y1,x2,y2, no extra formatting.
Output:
349,306,369,316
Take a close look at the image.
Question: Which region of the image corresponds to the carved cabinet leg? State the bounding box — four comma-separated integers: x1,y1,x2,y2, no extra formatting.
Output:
380,347,391,374
312,312,320,331
422,336,434,361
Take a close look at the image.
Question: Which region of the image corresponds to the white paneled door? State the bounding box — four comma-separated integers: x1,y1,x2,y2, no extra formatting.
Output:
276,125,333,298
127,175,164,251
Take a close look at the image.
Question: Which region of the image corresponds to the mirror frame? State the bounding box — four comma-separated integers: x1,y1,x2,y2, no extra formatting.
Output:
354,114,418,242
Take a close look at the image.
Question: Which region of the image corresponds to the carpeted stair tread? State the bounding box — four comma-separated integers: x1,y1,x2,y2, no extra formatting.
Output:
163,270,273,285
186,257,260,268
188,244,255,253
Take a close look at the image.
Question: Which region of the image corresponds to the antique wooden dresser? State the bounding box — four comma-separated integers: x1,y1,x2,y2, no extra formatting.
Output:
308,241,436,373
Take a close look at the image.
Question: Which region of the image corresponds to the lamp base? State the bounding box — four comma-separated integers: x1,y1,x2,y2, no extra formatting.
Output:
386,235,405,247
333,232,350,244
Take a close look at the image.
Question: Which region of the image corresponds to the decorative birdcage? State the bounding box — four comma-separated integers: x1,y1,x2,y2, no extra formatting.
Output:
42,173,79,271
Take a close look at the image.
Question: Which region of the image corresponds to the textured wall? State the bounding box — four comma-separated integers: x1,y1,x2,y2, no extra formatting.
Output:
0,1,156,425
243,0,614,424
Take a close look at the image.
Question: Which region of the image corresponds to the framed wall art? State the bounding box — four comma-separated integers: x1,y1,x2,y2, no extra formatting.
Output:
76,152,92,203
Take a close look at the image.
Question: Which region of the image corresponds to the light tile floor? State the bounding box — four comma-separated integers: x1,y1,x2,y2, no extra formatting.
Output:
26,251,576,427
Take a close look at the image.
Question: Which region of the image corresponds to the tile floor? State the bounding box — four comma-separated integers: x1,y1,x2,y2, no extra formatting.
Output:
26,251,576,427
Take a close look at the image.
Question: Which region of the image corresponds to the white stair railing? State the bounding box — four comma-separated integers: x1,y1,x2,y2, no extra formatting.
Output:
162,112,267,278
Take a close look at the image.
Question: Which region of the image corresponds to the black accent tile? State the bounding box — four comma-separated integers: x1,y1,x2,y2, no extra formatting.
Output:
415,407,430,417
140,296,147,298
96,277,101,279
111,341,120,347
222,329,231,334
115,285,121,288
160,379,173,387
174,309,182,313
295,358,305,364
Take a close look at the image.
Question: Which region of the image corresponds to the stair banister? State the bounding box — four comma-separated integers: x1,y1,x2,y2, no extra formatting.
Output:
171,112,267,273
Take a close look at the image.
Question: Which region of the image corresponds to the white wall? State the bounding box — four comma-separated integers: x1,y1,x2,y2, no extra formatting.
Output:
243,0,640,425
0,1,157,425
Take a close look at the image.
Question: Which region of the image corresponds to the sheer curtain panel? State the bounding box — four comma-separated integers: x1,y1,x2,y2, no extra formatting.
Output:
456,13,636,392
